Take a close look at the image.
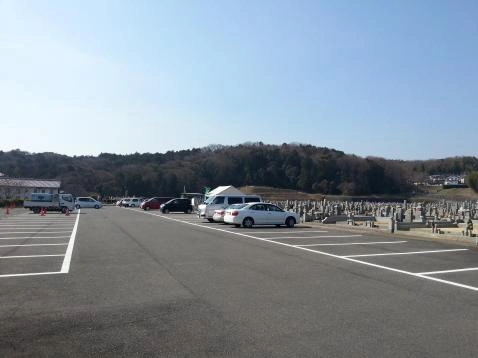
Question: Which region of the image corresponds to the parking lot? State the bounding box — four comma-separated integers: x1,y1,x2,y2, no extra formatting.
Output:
0,210,79,278
132,209,478,292
1,206,478,357
4,206,476,290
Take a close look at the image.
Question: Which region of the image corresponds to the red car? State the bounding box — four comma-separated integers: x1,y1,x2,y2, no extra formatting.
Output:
140,197,174,210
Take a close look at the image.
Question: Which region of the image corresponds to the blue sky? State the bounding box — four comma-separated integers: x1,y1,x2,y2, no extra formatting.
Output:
1,0,477,160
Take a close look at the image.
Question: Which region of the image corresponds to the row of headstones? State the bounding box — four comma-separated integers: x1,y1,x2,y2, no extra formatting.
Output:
272,199,478,223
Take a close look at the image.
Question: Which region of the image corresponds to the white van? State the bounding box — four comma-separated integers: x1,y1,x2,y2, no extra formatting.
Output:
198,195,262,222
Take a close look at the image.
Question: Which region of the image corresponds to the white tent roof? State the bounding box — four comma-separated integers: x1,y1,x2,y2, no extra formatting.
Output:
206,185,244,197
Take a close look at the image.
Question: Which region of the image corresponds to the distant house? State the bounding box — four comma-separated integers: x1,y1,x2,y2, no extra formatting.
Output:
427,174,466,187
0,175,61,200
443,175,467,188
444,175,464,185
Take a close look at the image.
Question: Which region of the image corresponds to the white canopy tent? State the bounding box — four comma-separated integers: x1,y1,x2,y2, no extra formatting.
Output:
206,185,244,197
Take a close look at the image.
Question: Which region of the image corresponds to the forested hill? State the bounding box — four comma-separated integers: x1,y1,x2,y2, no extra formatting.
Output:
1,144,477,197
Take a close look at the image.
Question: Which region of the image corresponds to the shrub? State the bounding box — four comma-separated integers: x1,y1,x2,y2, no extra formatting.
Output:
467,171,478,193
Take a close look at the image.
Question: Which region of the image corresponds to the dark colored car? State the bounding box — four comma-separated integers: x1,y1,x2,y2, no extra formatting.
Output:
160,198,193,214
140,197,174,210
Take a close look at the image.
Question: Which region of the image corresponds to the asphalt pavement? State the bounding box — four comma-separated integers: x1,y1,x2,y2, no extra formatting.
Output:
1,206,478,357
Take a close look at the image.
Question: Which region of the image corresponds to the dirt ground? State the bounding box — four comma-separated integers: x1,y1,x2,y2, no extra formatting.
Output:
240,186,478,202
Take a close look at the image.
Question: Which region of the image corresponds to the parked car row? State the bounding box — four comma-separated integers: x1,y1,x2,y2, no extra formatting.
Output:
198,194,299,228
115,193,299,228
116,197,144,207
140,197,174,210
116,196,194,214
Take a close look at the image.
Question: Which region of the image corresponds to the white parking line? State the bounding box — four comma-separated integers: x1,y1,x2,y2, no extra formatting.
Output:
0,231,71,234
0,218,74,221
0,243,68,248
417,267,478,275
267,235,363,240
0,219,75,222
0,236,70,240
131,209,478,292
0,211,79,278
0,222,74,225
60,209,81,273
0,220,73,227
0,254,65,259
296,241,407,247
0,271,63,278
0,221,72,227
343,249,468,258
0,224,73,227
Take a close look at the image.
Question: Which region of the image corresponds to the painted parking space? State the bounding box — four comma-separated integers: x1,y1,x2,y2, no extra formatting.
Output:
349,250,478,275
425,270,478,288
0,211,80,278
129,209,478,292
0,257,65,276
295,240,459,257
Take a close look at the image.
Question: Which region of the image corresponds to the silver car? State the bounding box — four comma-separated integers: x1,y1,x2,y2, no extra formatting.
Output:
75,197,103,209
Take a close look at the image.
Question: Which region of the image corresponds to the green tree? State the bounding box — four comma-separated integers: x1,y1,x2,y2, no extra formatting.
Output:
467,171,478,193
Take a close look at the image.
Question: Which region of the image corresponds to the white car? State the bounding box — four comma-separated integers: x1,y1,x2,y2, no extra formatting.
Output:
75,197,103,209
121,198,143,207
224,202,300,228
212,204,247,223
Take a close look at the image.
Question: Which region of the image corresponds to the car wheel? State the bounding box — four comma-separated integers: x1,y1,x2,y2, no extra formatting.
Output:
94,205,99,209
145,207,150,211
131,204,135,207
61,207,67,214
286,217,296,228
242,217,254,228
163,209,169,214
75,204,80,209
207,218,214,222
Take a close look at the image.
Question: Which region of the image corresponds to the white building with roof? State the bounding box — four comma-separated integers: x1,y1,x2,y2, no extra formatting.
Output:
0,176,61,200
